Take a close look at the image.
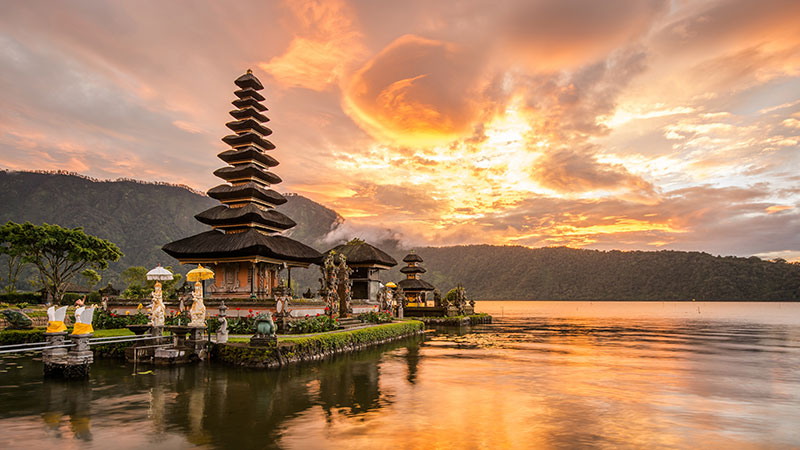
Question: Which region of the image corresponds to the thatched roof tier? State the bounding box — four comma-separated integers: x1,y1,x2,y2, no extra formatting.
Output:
232,97,267,112
402,253,424,263
213,164,282,185
217,147,279,168
207,183,287,206
163,229,321,265
234,72,264,90
400,265,426,274
325,241,397,268
222,132,275,151
225,119,273,136
398,278,435,292
229,107,269,122
195,204,295,231
234,88,265,102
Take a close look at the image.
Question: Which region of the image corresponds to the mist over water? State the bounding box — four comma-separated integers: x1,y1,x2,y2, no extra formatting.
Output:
1,301,799,449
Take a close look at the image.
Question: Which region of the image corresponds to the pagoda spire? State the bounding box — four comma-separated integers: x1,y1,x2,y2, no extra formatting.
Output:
162,70,322,301
197,71,297,233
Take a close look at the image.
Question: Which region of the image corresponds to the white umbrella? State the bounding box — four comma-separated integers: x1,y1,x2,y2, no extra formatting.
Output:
146,264,174,281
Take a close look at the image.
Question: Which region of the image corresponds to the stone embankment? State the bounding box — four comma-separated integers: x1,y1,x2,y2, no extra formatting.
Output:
212,321,424,369
415,313,493,326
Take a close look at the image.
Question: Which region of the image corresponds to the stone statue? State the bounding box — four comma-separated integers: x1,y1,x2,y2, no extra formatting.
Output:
188,282,206,327
321,253,339,316
217,316,228,343
251,312,277,346
433,289,442,307
101,296,108,311
2,309,33,330
377,286,389,311
150,282,166,327
336,254,353,316
256,313,276,336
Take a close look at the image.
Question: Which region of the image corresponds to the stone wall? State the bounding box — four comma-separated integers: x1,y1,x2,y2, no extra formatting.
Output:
212,321,424,369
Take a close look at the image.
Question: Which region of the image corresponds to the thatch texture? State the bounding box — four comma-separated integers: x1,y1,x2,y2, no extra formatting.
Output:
403,253,424,263
195,204,296,230
234,72,264,90
225,119,273,136
217,147,279,167
400,265,426,274
325,241,397,267
222,132,275,150
163,229,321,264
398,278,435,292
213,164,282,185
207,183,287,205
229,107,268,123
234,88,265,101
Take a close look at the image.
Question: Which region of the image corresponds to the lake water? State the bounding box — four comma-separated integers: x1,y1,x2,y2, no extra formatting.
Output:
1,301,799,449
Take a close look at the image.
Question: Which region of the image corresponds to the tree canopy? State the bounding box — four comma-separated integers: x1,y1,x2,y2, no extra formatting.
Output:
4,222,122,303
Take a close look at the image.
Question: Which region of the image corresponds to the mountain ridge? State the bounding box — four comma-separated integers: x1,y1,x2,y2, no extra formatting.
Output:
1,170,798,300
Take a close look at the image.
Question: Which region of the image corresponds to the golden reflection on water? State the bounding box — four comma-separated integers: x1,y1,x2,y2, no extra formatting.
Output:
0,301,799,449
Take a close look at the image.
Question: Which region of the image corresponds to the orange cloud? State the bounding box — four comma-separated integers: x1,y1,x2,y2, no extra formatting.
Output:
344,35,486,146
260,0,366,91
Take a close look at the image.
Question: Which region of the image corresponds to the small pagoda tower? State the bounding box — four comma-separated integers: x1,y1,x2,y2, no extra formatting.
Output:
324,239,397,302
163,70,322,299
397,251,435,307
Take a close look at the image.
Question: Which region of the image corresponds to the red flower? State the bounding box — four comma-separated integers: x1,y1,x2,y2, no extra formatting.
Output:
236,307,240,310
316,313,320,317
249,309,253,313
324,306,329,311
305,314,309,318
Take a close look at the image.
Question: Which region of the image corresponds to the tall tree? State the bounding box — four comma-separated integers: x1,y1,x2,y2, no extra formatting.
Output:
16,222,122,303
0,222,29,293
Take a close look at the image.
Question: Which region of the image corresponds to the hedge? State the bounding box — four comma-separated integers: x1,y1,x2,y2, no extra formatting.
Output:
0,292,44,304
214,321,424,368
0,328,46,345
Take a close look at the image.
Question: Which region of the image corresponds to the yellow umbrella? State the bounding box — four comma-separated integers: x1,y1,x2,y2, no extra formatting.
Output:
386,282,397,288
186,264,215,282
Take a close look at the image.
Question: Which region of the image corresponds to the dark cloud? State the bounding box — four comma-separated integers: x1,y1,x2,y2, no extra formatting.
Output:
501,0,667,70
531,147,655,195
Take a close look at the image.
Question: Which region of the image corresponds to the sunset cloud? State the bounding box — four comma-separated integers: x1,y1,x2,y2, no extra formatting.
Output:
344,35,485,145
261,0,366,91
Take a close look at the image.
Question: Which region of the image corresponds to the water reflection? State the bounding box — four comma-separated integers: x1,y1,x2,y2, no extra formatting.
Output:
0,302,799,449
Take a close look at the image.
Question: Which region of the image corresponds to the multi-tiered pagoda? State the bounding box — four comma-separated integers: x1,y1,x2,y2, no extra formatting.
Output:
397,251,435,306
163,70,322,299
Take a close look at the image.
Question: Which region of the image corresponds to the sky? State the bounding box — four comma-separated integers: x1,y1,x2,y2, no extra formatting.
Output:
1,0,799,260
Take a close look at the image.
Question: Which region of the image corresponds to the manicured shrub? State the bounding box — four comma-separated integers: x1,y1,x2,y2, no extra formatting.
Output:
357,310,392,324
0,292,43,304
287,314,338,334
0,328,45,345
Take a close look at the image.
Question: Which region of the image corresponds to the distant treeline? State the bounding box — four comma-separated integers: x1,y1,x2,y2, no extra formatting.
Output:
412,245,800,301
2,171,798,301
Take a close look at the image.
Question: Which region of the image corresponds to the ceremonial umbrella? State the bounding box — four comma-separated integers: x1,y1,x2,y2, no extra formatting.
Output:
146,264,174,281
386,282,397,288
186,264,215,282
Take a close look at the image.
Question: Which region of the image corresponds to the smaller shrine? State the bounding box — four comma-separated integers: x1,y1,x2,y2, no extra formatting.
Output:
324,239,397,303
397,251,435,307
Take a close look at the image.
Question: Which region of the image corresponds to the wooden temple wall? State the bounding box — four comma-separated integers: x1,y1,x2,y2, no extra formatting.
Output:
208,262,279,299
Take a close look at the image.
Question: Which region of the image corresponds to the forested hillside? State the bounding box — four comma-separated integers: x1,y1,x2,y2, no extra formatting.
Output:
1,170,798,300
0,170,341,287
412,245,800,301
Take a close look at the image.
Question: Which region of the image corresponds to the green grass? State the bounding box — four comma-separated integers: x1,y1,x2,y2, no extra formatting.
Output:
92,328,135,337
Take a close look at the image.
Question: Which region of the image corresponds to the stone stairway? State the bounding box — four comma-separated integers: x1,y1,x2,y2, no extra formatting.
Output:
337,317,363,329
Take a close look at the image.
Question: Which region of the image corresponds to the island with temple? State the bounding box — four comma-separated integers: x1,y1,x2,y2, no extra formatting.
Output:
0,69,490,375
